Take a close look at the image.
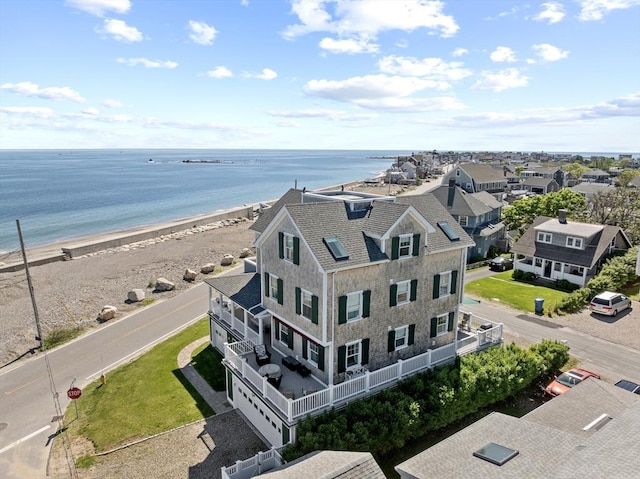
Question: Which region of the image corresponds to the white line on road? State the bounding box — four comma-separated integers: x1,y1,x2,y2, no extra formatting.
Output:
0,425,51,455
85,315,203,382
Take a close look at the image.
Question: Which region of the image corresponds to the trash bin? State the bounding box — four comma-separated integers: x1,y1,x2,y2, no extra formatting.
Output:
534,298,545,315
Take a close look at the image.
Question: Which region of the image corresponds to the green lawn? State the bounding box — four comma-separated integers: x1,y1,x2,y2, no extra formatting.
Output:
191,343,226,391
66,318,213,452
465,271,569,313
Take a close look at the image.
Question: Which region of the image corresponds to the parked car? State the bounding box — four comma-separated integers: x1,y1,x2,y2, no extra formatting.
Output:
489,256,513,271
589,291,632,317
614,379,640,394
544,368,601,397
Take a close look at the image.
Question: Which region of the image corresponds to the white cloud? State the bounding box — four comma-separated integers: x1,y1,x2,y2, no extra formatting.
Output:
188,20,217,45
577,0,640,21
471,68,530,92
267,109,379,121
490,46,517,63
206,66,233,78
452,48,468,57
100,18,143,42
102,98,123,108
353,96,465,112
66,0,130,17
0,106,56,118
533,2,566,23
247,68,277,80
319,37,379,54
532,43,569,62
82,107,100,116
0,81,86,102
377,56,472,85
117,57,178,68
282,0,459,47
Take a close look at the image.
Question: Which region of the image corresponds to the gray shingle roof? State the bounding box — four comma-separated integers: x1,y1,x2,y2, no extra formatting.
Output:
521,177,557,187
458,163,508,183
258,451,385,478
251,189,304,234
203,273,261,311
431,185,501,216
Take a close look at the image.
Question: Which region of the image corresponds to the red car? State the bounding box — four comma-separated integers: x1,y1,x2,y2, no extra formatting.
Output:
544,368,601,397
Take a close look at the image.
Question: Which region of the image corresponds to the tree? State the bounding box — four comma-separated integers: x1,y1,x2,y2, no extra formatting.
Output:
502,190,586,233
562,162,589,180
587,188,640,244
616,169,640,187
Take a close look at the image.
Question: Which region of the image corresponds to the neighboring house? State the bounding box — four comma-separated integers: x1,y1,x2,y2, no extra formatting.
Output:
442,163,508,201
399,161,417,179
206,188,492,448
432,179,507,260
520,177,560,195
395,378,640,478
628,174,640,189
569,182,615,200
580,168,611,184
255,451,385,478
511,210,631,287
519,166,564,187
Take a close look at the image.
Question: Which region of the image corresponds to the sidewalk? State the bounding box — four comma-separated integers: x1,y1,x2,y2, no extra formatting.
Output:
177,336,233,414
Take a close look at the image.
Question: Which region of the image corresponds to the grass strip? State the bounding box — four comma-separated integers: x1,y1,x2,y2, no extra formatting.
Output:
191,343,226,391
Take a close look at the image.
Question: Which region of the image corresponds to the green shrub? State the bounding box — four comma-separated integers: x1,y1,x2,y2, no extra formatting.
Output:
512,269,524,280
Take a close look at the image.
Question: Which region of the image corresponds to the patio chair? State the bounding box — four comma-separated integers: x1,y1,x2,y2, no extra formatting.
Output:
254,344,271,366
267,374,282,389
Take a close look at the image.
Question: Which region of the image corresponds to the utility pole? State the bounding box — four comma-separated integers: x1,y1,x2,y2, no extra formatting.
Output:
16,219,43,349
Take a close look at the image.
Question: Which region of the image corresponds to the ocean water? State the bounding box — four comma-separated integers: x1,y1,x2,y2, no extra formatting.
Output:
0,149,398,253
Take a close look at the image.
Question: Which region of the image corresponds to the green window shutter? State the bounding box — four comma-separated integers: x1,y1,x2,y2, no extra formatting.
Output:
388,330,396,352
412,233,421,256
391,236,400,260
451,270,458,294
338,295,347,324
361,338,370,365
448,312,455,332
362,290,371,318
389,284,398,307
277,278,283,305
286,325,294,349
302,338,308,360
432,274,440,299
293,236,300,265
410,279,418,302
430,317,437,338
311,295,319,324
282,425,290,445
264,272,270,296
278,232,284,259
338,345,346,373
274,319,280,341
318,345,325,371
295,287,301,315
408,324,416,345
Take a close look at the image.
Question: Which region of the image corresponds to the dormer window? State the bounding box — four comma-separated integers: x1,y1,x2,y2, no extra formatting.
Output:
399,235,412,257
537,232,552,244
391,233,421,259
566,236,583,249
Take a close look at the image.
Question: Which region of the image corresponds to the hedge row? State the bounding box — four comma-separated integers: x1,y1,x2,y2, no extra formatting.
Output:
282,340,569,461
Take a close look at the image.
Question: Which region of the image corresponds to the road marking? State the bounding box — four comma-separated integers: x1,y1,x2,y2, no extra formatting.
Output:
0,425,51,455
85,315,203,381
3,374,46,396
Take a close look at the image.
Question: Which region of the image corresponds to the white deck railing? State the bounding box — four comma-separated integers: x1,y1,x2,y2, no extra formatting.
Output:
221,448,282,479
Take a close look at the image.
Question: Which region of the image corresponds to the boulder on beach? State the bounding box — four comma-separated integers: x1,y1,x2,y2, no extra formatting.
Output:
127,289,145,303
200,263,216,274
98,305,117,321
239,248,252,258
220,254,234,266
183,269,197,282
155,277,175,292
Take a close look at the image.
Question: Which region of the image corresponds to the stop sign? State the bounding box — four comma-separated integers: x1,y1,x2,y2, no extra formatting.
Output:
67,387,82,400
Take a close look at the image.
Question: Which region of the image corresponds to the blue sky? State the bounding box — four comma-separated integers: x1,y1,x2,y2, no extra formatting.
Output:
1,0,639,152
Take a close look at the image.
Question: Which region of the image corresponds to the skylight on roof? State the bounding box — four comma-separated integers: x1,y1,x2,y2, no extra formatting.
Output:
473,442,519,466
324,236,349,261
438,221,460,241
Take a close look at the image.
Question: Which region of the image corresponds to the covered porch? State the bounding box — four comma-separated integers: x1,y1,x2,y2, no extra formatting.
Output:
514,255,588,286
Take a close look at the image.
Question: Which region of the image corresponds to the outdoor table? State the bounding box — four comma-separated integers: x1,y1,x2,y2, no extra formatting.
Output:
258,363,282,379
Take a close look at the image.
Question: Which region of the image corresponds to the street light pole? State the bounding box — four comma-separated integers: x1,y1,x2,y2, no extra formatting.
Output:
16,219,44,349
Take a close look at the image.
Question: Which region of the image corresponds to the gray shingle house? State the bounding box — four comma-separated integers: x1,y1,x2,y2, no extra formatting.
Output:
442,163,508,201
520,177,560,195
205,188,486,448
511,210,631,287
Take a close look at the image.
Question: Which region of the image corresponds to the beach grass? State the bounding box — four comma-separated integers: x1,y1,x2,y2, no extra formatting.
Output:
64,317,213,453
191,343,226,391
43,326,84,350
465,271,569,313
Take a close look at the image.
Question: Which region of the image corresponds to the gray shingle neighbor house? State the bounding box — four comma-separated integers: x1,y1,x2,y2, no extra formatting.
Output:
205,188,489,448
442,163,508,201
511,210,631,287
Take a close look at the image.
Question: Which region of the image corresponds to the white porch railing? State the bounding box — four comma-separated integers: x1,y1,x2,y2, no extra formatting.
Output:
221,448,282,479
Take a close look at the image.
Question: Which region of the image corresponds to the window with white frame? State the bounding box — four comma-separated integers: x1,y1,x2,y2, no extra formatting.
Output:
346,341,360,368
399,234,412,258
537,232,552,243
436,314,448,337
347,292,362,321
279,323,290,347
395,326,408,349
566,236,583,249
459,216,468,226
396,280,410,304
439,271,451,297
535,258,543,268
308,342,319,366
301,289,313,319
269,273,279,300
283,233,295,262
